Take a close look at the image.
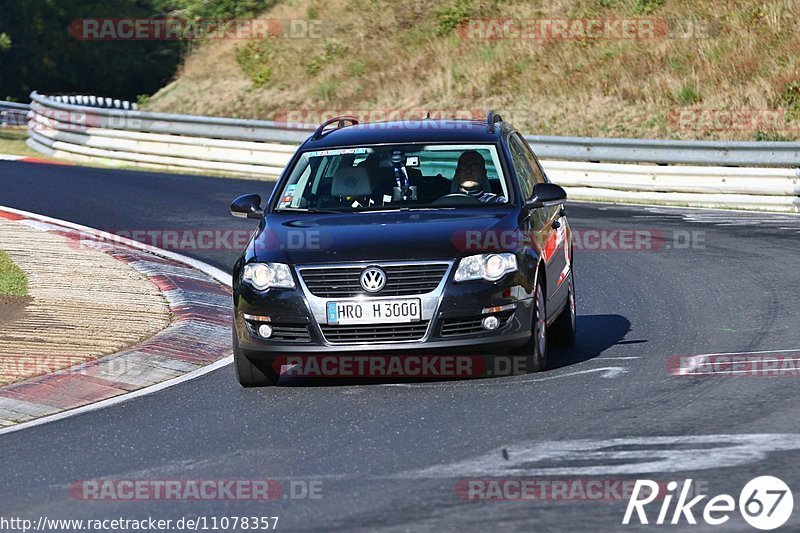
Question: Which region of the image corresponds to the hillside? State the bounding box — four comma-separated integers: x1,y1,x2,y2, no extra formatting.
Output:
146,0,800,140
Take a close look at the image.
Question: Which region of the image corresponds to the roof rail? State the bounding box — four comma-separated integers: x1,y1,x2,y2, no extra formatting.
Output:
486,110,503,133
311,116,359,140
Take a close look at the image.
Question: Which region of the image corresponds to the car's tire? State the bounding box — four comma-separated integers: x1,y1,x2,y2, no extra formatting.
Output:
550,273,577,346
516,281,548,373
233,327,280,387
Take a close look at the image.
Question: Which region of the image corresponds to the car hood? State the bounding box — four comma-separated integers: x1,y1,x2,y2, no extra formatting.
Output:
253,208,520,264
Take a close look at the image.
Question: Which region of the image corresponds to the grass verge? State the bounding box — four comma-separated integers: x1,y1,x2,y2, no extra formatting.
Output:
145,0,800,141
0,251,27,297
0,129,39,157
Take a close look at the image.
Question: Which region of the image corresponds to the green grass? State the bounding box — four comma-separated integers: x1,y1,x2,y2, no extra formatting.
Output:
0,251,27,296
122,0,800,141
0,129,39,157
675,84,702,105
753,130,791,141
434,0,474,36
780,80,800,119
632,0,665,15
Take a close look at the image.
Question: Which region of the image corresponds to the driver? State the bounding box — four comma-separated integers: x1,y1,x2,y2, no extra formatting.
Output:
455,150,506,203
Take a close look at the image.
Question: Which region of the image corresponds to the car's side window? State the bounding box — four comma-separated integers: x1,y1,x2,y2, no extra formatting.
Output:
508,134,535,199
517,133,547,185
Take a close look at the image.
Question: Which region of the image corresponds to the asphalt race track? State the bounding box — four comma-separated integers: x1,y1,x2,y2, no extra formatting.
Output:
1,161,799,531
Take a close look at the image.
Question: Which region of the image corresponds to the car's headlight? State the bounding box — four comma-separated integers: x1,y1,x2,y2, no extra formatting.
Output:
454,253,518,282
242,262,295,290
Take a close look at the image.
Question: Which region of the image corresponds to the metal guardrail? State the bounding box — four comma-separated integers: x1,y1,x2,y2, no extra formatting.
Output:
0,100,30,127
545,160,799,212
19,92,800,212
26,92,800,167
526,135,800,167
29,92,311,144
0,101,30,110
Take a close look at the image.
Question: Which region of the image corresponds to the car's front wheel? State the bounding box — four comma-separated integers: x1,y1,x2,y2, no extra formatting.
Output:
233,327,280,387
516,281,548,373
550,273,577,346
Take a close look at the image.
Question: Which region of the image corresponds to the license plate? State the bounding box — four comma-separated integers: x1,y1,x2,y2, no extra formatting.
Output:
326,298,421,324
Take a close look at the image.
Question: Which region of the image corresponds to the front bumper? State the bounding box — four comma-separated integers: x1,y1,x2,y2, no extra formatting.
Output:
234,261,534,358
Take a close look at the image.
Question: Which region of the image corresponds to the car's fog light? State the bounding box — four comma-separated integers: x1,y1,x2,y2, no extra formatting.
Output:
258,324,273,338
482,316,500,330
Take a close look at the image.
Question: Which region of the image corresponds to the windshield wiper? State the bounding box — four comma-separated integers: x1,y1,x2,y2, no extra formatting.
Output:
277,207,345,214
354,206,450,212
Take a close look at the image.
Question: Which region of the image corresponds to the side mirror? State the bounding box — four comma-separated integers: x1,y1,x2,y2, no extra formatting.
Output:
231,194,264,219
526,183,567,209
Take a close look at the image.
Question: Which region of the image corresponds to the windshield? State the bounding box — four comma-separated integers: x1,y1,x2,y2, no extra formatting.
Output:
274,144,510,212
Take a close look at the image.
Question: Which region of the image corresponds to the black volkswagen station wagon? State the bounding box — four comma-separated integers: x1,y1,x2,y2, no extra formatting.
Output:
230,112,576,386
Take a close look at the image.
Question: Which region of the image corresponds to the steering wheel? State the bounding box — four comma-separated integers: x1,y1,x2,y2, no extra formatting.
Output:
432,193,482,206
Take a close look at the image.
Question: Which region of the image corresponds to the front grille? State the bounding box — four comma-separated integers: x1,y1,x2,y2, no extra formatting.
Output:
440,312,513,337
299,263,449,298
320,320,430,344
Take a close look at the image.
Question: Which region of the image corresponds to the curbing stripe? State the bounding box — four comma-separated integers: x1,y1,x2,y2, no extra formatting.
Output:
0,205,234,437
0,357,231,436
0,153,72,165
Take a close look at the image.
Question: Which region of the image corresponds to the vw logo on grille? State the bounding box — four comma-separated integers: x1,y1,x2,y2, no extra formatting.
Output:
360,266,386,293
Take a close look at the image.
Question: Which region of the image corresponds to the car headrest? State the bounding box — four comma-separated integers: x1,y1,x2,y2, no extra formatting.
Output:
331,166,372,196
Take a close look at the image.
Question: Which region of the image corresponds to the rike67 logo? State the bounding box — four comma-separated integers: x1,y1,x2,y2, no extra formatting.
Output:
623,476,794,530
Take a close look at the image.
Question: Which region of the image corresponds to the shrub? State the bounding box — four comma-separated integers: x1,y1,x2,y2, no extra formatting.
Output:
434,0,474,36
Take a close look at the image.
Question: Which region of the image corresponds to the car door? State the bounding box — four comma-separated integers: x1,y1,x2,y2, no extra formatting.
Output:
508,133,567,317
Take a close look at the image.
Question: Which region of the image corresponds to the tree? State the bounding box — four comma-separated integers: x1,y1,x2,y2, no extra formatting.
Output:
0,0,181,101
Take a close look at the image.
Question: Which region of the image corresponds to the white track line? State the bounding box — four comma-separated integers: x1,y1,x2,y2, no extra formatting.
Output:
578,199,800,217
686,348,800,357
0,205,233,437
381,366,629,388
